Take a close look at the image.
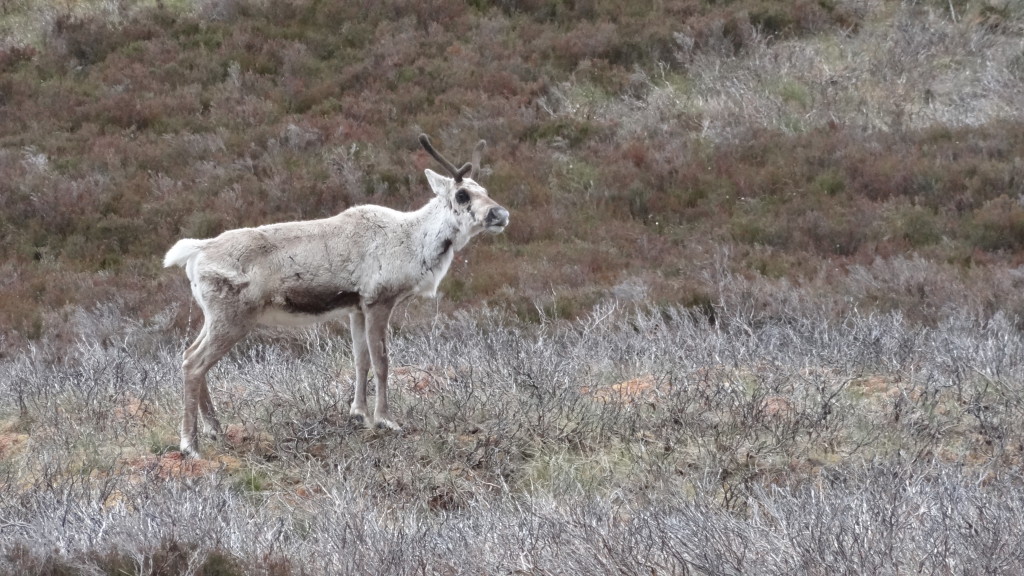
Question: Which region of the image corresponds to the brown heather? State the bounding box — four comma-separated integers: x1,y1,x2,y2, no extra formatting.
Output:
2,0,1024,573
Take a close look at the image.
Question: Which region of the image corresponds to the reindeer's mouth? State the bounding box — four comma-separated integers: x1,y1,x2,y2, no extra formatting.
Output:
484,207,509,233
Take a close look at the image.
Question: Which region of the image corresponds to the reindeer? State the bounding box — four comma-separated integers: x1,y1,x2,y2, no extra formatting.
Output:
163,134,509,457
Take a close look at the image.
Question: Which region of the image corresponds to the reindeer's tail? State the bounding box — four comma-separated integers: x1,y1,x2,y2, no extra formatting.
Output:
163,238,207,268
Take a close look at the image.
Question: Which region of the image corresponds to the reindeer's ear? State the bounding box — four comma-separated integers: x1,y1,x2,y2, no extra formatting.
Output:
424,168,452,196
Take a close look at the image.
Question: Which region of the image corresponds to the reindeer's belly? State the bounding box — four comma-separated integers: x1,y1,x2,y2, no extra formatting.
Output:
258,288,361,326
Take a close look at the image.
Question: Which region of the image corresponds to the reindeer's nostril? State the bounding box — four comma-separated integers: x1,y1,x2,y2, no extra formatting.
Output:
486,207,510,227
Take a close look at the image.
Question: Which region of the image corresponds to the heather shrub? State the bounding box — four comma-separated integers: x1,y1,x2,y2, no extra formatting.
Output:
0,45,35,73
967,194,1024,252
47,14,125,66
0,0,1022,349
885,202,944,248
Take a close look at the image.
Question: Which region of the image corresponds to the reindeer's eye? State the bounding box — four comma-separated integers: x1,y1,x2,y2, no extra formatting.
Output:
455,189,470,204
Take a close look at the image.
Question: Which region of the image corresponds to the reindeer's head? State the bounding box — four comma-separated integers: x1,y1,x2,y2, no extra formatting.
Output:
420,134,509,238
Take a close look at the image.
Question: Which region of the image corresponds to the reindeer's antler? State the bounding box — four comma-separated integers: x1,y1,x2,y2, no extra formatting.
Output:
419,133,474,182
469,140,486,180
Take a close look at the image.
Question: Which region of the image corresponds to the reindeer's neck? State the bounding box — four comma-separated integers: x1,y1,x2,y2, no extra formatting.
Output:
411,197,464,255
402,198,462,298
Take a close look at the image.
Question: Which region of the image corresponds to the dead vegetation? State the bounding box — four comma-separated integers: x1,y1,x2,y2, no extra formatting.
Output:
2,297,1024,573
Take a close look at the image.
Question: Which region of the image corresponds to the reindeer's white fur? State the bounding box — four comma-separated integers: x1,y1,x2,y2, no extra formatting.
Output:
164,141,507,457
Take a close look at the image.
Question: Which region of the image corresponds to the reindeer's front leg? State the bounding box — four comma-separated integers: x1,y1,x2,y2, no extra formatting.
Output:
349,311,370,424
364,302,400,430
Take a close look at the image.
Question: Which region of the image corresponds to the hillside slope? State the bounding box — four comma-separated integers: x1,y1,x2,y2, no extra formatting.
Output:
0,0,1022,344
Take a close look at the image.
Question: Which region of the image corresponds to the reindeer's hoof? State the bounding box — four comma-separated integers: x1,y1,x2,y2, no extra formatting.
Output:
179,442,201,459
349,407,369,426
373,418,403,432
205,421,223,441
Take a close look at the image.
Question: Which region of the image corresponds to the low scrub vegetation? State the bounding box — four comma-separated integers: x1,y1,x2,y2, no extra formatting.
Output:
2,0,1024,572
3,301,1024,573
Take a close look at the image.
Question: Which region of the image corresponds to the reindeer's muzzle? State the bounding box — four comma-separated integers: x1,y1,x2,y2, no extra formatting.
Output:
485,206,510,232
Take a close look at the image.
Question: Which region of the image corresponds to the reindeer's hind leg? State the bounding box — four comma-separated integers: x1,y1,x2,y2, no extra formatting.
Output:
198,381,221,438
180,318,250,457
183,323,223,438
349,311,371,424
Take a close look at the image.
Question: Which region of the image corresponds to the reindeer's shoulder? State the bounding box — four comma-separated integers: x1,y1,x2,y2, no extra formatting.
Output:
332,205,420,242
340,203,407,221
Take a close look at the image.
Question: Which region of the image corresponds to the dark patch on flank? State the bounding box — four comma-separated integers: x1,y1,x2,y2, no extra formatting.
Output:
207,274,248,297
283,289,360,315
439,238,453,258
